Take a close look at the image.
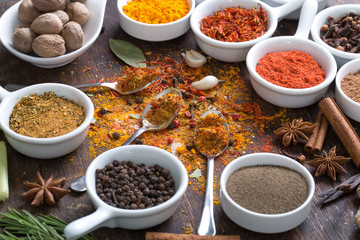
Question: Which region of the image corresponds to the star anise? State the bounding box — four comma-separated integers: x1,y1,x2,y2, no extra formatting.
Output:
21,171,70,206
274,118,316,147
306,146,351,181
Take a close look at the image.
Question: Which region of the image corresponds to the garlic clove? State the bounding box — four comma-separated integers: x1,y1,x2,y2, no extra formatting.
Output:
191,75,221,90
182,50,207,68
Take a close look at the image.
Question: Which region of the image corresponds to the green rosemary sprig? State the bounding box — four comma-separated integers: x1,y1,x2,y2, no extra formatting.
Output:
0,208,97,240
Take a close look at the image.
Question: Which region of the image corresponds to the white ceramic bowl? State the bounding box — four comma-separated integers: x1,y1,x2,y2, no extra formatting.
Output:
246,0,337,108
64,145,188,240
117,0,195,41
220,153,315,234
261,0,329,20
311,4,360,69
0,83,94,159
190,0,305,62
0,0,107,68
335,58,360,122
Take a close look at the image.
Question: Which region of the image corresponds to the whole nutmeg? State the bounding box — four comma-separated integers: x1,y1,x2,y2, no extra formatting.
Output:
66,2,89,26
18,0,41,24
32,34,66,57
12,27,36,53
61,21,84,51
31,13,63,35
51,10,69,25
31,0,67,12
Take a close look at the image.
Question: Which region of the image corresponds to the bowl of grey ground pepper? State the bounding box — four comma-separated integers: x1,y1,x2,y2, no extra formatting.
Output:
335,58,360,122
64,145,188,240
220,153,315,234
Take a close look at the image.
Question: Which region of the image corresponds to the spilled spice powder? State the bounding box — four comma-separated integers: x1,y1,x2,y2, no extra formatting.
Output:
256,50,326,89
84,54,286,202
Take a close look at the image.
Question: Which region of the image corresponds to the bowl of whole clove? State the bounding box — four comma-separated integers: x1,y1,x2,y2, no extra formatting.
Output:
64,145,188,240
220,153,315,234
311,4,360,68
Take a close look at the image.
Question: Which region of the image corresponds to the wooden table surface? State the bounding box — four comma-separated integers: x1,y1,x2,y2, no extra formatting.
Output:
1,0,360,239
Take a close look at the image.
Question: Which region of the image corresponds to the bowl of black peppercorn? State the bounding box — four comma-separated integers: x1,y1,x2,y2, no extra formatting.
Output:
64,145,188,240
311,4,360,68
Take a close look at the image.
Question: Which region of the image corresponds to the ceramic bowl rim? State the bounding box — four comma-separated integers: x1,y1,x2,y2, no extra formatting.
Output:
264,0,327,4
0,0,105,66
335,58,360,108
0,83,94,145
246,36,337,95
190,0,278,49
220,152,315,218
85,145,189,217
117,0,195,28
310,4,360,60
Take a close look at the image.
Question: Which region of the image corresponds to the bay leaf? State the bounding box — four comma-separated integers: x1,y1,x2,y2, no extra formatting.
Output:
109,39,147,68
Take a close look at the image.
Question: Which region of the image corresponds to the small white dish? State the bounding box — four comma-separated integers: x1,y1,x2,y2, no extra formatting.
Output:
311,4,360,69
0,0,107,68
117,0,195,42
220,152,315,234
64,145,188,240
246,0,337,108
190,0,305,62
0,83,94,159
335,58,360,122
261,0,329,20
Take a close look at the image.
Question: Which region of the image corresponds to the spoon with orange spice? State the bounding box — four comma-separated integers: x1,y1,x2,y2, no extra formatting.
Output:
69,88,182,192
194,110,229,235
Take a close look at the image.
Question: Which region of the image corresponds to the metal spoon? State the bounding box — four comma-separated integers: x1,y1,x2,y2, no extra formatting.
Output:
69,88,183,192
4,72,159,95
195,110,229,236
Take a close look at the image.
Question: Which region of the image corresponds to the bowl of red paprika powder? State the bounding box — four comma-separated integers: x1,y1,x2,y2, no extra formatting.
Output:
190,0,305,62
246,0,337,108
335,58,360,122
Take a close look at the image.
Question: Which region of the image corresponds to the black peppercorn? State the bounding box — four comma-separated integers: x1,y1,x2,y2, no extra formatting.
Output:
112,132,120,140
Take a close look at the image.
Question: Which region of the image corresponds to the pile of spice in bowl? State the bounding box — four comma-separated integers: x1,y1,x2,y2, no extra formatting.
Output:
117,0,195,41
311,4,360,68
220,153,315,234
190,0,304,62
335,58,360,122
64,145,188,240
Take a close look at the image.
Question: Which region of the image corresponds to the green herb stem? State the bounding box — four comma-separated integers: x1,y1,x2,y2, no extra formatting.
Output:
0,141,8,201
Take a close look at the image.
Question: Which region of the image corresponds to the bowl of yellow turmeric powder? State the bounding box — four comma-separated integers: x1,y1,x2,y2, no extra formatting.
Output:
117,0,195,41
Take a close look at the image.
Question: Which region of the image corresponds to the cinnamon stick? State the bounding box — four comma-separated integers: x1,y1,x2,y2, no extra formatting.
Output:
318,97,360,168
304,111,329,154
145,232,241,240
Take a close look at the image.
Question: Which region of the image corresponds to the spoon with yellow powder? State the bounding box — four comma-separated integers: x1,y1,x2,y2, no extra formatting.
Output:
194,109,230,235
69,88,182,192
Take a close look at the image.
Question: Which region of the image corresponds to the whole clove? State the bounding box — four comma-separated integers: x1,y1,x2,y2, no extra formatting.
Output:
320,13,360,53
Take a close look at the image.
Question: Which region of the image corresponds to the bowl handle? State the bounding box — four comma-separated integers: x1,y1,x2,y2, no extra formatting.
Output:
64,207,112,240
0,86,10,102
272,0,305,20
294,0,318,39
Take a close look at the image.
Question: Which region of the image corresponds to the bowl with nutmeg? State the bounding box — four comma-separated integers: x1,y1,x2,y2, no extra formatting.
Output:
311,4,360,68
0,0,107,68
0,82,94,159
64,145,188,240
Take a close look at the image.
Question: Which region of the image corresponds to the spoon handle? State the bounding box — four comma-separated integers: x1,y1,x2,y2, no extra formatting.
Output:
197,157,216,236
121,126,147,146
73,82,115,89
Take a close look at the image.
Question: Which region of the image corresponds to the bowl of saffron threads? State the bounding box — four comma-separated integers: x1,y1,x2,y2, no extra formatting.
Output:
117,0,195,41
190,0,305,62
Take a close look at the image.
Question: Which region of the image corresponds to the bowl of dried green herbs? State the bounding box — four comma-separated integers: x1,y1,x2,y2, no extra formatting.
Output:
0,83,94,159
220,152,315,234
